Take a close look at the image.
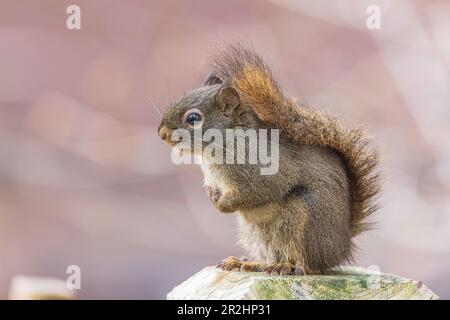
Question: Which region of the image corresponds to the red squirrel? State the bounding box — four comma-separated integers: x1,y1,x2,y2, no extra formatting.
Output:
158,43,380,275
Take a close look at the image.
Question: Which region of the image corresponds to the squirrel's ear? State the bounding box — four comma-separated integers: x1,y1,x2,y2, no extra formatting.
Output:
204,72,223,86
218,86,240,115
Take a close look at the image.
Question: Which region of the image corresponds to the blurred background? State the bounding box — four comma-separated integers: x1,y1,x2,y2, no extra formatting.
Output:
1,0,449,299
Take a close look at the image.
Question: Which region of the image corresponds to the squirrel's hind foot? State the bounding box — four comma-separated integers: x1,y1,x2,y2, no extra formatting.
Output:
216,257,304,275
216,256,265,272
263,262,305,276
216,256,242,271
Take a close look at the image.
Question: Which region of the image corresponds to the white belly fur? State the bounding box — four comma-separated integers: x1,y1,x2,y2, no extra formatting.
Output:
200,163,231,193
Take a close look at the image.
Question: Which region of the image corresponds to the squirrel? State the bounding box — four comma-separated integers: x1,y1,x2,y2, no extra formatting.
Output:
158,43,380,275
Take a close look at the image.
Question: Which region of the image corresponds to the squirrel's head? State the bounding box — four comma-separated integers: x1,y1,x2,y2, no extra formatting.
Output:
158,72,259,151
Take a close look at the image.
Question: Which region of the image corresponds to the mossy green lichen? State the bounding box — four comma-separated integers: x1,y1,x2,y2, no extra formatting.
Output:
254,278,299,299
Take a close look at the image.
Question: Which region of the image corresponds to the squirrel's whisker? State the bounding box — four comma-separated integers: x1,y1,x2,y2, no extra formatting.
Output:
148,97,163,119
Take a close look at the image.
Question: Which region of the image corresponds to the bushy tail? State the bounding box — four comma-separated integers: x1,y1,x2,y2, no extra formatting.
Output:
211,42,380,236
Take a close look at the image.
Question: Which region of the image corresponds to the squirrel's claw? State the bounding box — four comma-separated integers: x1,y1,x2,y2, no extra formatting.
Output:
217,257,266,273
217,256,242,271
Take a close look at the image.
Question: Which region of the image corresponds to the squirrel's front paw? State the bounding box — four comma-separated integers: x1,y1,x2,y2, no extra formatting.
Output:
215,194,237,213
205,186,236,213
205,186,222,205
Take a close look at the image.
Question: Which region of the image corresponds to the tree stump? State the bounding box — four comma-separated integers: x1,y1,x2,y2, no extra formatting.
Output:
167,266,438,300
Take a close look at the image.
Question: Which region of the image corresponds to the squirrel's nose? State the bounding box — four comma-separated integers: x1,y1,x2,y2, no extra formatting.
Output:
158,126,169,141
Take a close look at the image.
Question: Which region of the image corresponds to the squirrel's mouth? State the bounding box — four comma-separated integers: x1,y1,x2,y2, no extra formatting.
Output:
158,125,202,155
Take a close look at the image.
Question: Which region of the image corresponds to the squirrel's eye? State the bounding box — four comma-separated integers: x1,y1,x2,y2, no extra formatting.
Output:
185,109,203,127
